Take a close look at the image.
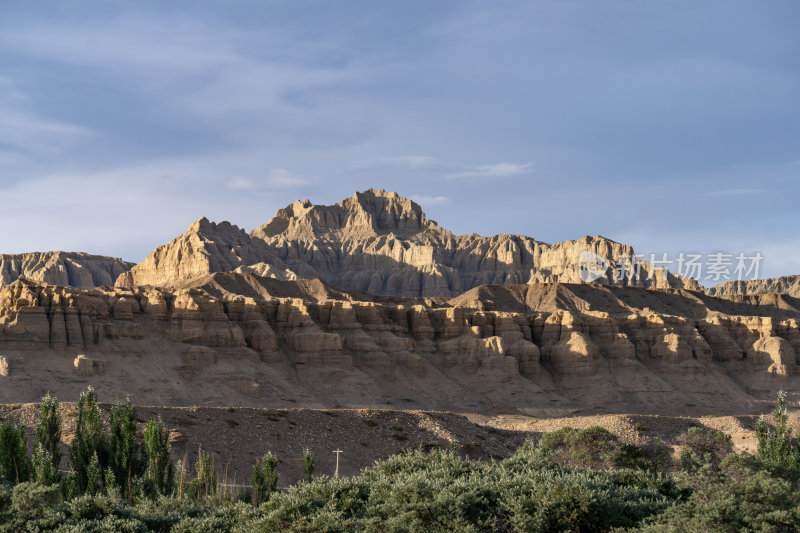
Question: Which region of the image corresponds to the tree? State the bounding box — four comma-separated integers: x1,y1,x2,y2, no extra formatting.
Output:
34,393,61,481
0,421,30,484
252,451,278,505
109,397,142,499
143,417,173,496
86,452,104,495
32,443,57,485
69,386,108,493
303,448,314,483
191,448,216,500
755,389,800,469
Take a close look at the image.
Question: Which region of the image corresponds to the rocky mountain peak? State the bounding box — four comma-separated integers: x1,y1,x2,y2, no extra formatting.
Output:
251,189,451,242
115,216,287,289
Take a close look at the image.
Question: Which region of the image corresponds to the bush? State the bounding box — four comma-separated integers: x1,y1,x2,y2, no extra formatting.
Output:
536,426,651,470
0,420,30,484
143,417,173,497
69,386,108,494
191,449,216,500
640,456,800,531
253,452,278,505
303,448,314,483
34,393,61,482
678,426,732,471
109,397,143,500
755,389,800,470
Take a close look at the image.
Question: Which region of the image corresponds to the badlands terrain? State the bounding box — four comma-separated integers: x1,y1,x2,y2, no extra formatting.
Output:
2,189,799,473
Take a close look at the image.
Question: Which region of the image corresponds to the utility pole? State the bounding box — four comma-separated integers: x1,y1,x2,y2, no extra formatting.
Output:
333,449,343,477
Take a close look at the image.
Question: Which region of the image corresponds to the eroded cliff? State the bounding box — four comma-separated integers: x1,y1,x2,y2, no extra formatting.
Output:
2,273,797,414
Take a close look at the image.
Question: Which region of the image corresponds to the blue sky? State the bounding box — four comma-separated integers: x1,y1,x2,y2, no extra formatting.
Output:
1,1,798,282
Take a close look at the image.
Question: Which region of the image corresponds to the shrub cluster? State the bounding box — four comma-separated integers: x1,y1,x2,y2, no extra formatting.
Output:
1,389,800,531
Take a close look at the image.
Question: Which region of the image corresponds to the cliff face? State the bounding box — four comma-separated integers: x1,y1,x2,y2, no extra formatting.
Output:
119,189,701,296
0,252,133,289
2,274,797,413
709,276,800,298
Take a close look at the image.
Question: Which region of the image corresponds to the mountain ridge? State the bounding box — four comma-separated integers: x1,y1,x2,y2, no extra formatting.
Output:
117,189,701,296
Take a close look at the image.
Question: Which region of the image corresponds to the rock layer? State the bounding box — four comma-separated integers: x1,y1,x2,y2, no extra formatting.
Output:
3,273,799,414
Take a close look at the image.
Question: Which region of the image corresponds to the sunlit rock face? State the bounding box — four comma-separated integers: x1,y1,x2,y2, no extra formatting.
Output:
117,189,700,296
2,274,799,414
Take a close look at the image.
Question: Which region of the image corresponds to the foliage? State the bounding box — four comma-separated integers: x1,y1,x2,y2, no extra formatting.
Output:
109,397,143,500
6,387,800,531
0,420,29,484
678,425,732,471
143,416,173,497
536,425,652,470
69,386,108,493
252,451,278,505
754,389,800,470
191,448,216,500
639,455,800,531
34,392,61,480
303,447,315,483
32,442,57,485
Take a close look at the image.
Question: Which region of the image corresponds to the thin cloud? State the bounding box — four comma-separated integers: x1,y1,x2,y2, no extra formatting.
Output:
410,195,451,206
444,162,533,180
705,188,765,196
351,156,533,180
227,169,314,192
350,155,445,171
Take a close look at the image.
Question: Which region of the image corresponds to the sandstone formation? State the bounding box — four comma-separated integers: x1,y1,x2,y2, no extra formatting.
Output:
2,273,799,414
117,189,701,296
709,276,800,298
0,252,132,289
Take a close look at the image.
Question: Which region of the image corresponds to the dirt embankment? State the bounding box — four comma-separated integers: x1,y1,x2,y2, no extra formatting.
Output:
1,404,779,488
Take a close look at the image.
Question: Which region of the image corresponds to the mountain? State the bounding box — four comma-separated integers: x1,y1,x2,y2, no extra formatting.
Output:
709,276,800,298
115,217,302,289
117,189,701,296
0,251,132,289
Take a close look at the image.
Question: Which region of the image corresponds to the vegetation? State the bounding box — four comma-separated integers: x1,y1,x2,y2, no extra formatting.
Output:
754,388,800,470
1,389,800,531
252,451,278,505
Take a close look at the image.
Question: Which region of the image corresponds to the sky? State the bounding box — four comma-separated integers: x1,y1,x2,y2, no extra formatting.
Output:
1,1,798,284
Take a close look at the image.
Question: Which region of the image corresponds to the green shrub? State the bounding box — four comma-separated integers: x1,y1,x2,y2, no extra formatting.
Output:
303,448,314,483
536,426,651,470
755,389,800,470
641,457,800,531
143,417,173,497
0,420,30,484
253,451,278,505
678,426,732,471
34,393,61,481
191,448,216,500
69,386,109,494
32,442,57,485
109,397,143,500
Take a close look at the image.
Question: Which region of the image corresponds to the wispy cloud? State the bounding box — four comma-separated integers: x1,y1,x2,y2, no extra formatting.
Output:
410,195,451,206
444,162,533,180
352,155,533,180
227,169,314,192
705,188,765,196
350,155,445,171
